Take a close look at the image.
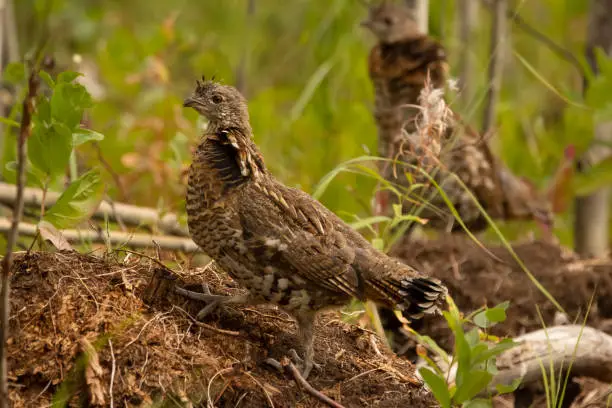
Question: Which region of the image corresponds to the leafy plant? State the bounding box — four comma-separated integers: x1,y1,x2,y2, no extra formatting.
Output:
3,64,106,238
411,298,520,408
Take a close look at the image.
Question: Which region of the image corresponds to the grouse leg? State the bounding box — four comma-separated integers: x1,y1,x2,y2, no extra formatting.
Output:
175,284,250,320
265,312,320,380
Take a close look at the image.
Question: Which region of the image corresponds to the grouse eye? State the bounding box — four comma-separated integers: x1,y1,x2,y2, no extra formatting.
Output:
211,94,223,104
383,16,393,25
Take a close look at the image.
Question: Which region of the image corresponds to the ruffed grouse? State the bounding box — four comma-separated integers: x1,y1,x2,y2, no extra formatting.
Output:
362,1,553,233
177,78,447,379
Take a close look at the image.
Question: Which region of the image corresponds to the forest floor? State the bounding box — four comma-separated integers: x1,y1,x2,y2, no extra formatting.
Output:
6,235,612,407
7,250,435,408
391,235,612,408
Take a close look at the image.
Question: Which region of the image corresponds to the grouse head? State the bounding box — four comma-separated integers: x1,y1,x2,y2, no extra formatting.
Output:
361,1,422,43
183,77,250,130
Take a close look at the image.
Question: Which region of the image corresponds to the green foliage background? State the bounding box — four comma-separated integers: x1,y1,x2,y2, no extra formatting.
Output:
9,0,608,247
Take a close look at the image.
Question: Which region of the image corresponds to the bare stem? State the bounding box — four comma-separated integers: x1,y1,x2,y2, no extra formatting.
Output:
0,65,39,408
39,184,47,218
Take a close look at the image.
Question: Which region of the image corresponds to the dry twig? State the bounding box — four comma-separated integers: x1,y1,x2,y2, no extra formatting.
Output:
267,357,346,408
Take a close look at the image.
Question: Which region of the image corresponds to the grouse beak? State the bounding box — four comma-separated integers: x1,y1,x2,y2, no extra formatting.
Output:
183,96,197,108
360,19,372,28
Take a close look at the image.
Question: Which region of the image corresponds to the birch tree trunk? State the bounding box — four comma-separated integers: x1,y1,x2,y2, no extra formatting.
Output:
482,0,507,137
574,0,612,258
405,0,429,34
457,0,478,108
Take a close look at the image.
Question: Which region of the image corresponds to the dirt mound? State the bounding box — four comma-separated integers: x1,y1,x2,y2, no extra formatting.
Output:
7,250,436,407
390,235,612,352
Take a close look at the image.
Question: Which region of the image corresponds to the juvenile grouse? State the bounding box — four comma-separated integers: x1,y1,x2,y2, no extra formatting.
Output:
362,1,553,232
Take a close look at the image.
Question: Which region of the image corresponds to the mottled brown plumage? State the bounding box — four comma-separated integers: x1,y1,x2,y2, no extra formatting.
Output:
179,81,446,376
363,1,448,160
178,78,447,378
363,1,553,232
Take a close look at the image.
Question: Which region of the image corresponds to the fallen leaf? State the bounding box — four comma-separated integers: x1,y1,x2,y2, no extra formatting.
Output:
38,221,74,251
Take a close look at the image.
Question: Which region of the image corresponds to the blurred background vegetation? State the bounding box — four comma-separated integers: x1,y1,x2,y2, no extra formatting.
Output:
5,0,608,249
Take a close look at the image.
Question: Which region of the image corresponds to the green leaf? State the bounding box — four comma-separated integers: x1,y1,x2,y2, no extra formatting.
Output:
3,62,26,84
419,367,451,408
473,302,509,329
444,298,473,389
5,160,47,189
495,378,522,395
465,328,480,347
51,82,93,130
463,398,493,408
486,360,499,376
72,128,104,146
57,71,82,83
485,307,507,324
39,70,55,88
43,170,105,229
469,343,489,364
36,99,52,125
28,121,73,178
0,117,20,128
473,338,517,365
453,370,493,404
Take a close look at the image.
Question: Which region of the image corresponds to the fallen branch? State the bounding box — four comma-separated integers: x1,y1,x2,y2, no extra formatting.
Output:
0,182,189,237
0,218,199,252
431,325,612,395
491,325,612,390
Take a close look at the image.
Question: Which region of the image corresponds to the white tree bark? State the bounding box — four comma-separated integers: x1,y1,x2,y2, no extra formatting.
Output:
574,0,612,258
492,325,612,390
430,325,612,395
405,0,429,34
481,0,507,137
457,0,478,107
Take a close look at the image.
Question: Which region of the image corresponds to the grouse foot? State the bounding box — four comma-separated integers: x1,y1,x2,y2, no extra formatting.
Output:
174,284,249,320
265,348,321,380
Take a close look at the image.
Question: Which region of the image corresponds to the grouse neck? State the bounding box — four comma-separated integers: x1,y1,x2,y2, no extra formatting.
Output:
204,120,253,139
194,123,267,185
380,34,427,49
